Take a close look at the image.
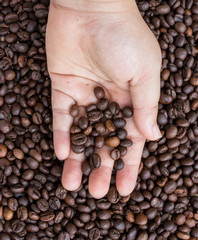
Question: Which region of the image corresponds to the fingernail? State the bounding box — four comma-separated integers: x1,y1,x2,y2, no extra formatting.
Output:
152,123,162,140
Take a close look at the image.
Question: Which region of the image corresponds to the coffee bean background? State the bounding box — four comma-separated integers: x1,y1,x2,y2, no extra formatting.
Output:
0,0,197,239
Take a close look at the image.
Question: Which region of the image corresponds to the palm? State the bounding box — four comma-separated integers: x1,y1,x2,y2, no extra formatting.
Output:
46,1,161,198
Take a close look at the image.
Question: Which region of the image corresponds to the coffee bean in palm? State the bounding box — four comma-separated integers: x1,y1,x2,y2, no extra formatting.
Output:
122,106,133,118
87,110,103,122
117,129,127,139
94,87,105,99
71,144,85,154
106,136,120,148
95,122,106,134
97,98,109,111
120,139,133,147
85,146,94,157
83,125,92,135
78,117,88,130
110,149,120,160
90,153,101,169
114,159,124,170
70,104,79,117
105,120,115,132
71,133,87,145
113,118,126,128
70,125,81,134
109,102,120,115
82,161,91,176
95,136,104,148
118,146,127,157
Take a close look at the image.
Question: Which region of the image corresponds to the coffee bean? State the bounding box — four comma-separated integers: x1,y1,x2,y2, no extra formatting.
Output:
70,104,79,117
13,148,24,159
4,207,14,221
135,213,148,225
89,154,101,169
97,98,109,111
71,144,85,153
120,139,133,147
95,122,106,134
95,136,104,148
71,133,87,146
113,118,126,128
78,117,88,130
40,211,55,222
82,161,91,176
122,106,133,118
94,87,105,99
109,102,120,115
156,5,170,14
106,136,120,148
114,159,124,170
87,110,103,122
0,144,7,157
110,149,120,160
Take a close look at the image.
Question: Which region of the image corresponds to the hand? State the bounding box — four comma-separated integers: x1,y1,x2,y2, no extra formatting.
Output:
46,0,162,198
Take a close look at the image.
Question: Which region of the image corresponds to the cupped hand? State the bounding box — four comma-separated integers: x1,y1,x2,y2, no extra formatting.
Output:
46,0,162,198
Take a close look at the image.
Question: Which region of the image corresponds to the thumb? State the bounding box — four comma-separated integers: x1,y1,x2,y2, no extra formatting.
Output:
130,70,161,140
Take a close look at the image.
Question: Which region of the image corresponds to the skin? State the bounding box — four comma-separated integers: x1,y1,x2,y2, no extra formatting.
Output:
46,0,162,198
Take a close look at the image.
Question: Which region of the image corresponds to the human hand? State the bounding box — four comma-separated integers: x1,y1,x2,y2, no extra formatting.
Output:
46,0,162,198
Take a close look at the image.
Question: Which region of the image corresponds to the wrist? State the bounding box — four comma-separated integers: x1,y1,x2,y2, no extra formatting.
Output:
51,0,138,14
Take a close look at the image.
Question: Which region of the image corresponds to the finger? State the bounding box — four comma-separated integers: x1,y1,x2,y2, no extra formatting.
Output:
130,70,162,141
88,146,114,199
116,118,145,196
52,87,74,160
62,151,84,191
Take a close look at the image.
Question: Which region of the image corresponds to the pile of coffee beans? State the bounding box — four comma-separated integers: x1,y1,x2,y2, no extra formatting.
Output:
0,0,197,239
70,86,133,173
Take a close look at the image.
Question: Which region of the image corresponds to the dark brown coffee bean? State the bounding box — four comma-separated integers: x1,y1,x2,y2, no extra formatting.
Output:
87,110,103,122
78,117,88,130
71,133,87,145
94,87,105,99
40,211,55,222
97,98,109,111
95,122,106,134
120,139,133,147
71,144,85,153
156,5,170,14
135,213,148,225
110,149,120,160
113,118,126,128
90,154,101,169
82,161,91,176
95,136,104,148
109,102,120,115
114,159,124,170
122,106,133,118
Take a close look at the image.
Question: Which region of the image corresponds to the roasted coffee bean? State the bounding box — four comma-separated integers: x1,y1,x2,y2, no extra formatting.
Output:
97,98,109,111
120,139,133,147
95,136,104,148
110,149,120,160
95,122,106,134
78,117,89,130
122,106,133,118
105,136,120,148
70,104,79,117
87,110,103,122
117,129,127,140
105,120,115,132
114,159,124,170
71,144,85,153
89,154,101,169
109,102,120,115
94,87,105,99
113,118,126,128
71,133,87,146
